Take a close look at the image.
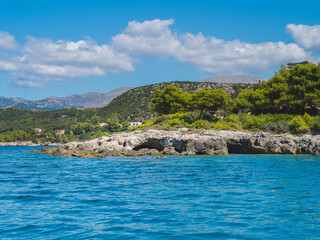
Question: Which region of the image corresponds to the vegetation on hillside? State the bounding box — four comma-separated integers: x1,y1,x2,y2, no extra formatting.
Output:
151,85,231,119
135,112,320,135
138,63,320,135
1,63,320,143
99,81,253,121
0,81,251,143
235,63,320,114
0,107,128,143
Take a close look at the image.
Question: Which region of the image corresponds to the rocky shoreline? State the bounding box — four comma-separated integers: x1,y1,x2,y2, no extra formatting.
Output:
0,141,57,146
40,129,320,158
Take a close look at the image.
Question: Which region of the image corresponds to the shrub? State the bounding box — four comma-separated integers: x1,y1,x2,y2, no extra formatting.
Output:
262,121,290,134
225,114,240,123
211,121,241,130
193,120,211,129
289,116,309,133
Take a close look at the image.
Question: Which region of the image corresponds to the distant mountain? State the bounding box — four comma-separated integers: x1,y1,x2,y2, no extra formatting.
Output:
0,87,132,110
200,75,264,84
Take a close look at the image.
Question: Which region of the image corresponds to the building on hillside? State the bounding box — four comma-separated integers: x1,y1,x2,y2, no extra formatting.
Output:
99,123,106,127
129,122,142,129
287,60,311,68
55,129,66,135
35,128,42,133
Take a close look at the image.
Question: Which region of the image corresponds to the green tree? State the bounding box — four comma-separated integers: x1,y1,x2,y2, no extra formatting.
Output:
62,135,69,143
121,120,130,131
56,135,63,143
49,135,56,143
236,62,320,114
105,118,121,132
190,88,231,119
151,85,190,115
236,88,269,113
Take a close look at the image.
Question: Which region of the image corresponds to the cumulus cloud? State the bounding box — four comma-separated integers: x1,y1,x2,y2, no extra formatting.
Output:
287,24,320,51
0,60,17,71
113,19,309,74
0,20,319,88
112,19,180,58
23,37,133,72
0,31,18,50
174,33,308,74
9,37,135,87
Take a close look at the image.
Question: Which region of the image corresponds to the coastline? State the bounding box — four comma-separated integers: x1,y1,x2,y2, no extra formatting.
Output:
40,129,320,158
0,141,59,146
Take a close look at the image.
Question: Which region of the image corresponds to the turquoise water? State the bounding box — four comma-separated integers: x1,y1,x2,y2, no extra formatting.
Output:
0,147,320,239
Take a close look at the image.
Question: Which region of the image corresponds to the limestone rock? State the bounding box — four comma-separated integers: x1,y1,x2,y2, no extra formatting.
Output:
40,129,320,158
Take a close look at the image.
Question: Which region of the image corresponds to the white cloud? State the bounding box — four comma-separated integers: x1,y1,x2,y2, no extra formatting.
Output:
9,37,135,87
0,20,319,88
10,79,44,88
114,19,309,74
23,37,134,72
20,64,105,78
287,24,320,51
112,19,180,58
174,33,308,74
0,31,18,50
0,60,17,71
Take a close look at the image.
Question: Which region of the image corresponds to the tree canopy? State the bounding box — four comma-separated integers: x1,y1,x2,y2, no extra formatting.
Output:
151,85,230,118
236,63,320,114
150,85,190,115
190,88,231,119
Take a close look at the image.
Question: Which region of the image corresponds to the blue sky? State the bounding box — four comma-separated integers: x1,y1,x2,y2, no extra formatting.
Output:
0,0,320,99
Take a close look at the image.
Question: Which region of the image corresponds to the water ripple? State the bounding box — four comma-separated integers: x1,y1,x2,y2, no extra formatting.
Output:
0,146,320,239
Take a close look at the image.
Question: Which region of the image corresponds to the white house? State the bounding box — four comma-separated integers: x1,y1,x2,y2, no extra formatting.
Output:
35,128,42,133
129,122,142,128
55,129,66,135
99,123,106,127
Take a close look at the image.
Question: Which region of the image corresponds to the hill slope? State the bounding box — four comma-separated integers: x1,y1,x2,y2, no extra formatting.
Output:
99,81,254,121
0,87,132,110
200,75,264,84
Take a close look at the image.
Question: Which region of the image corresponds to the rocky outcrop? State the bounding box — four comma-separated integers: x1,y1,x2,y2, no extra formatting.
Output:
41,129,320,158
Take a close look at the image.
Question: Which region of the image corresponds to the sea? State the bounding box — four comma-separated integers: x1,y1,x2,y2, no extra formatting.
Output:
0,146,319,239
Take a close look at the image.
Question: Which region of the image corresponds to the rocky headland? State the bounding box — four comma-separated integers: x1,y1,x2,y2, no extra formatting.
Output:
40,129,320,158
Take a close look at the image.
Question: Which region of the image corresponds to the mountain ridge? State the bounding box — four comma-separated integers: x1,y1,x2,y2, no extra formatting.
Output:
0,75,263,111
0,87,132,110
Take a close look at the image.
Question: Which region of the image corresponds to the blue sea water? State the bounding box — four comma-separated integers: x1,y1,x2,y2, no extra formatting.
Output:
0,146,320,239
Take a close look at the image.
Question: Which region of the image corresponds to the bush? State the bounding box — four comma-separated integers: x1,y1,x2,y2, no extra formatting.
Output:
127,111,320,135
225,114,239,123
310,119,320,134
262,121,289,134
289,116,309,133
211,121,241,130
79,133,92,141
193,120,211,129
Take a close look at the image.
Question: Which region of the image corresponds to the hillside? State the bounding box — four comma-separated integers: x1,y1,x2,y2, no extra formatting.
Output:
0,87,132,110
99,81,254,121
200,75,264,84
0,81,254,143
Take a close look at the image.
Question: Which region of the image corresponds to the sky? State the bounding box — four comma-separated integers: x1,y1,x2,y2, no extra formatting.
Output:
0,0,320,100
